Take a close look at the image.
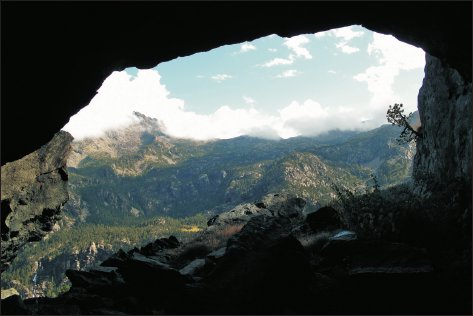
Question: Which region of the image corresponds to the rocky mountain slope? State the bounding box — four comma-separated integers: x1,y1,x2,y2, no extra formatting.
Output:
65,111,415,224
1,112,417,299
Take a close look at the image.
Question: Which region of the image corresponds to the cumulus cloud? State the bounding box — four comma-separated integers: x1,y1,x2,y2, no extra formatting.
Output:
276,69,300,78
62,69,382,141
314,25,363,54
260,34,312,68
332,26,364,41
354,32,425,113
268,48,278,52
62,70,185,139
276,99,377,138
211,74,233,82
240,42,256,53
283,35,312,59
328,70,337,74
336,43,359,54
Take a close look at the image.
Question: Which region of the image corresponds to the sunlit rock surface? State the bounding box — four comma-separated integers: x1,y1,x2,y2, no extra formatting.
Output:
1,131,73,272
414,54,472,191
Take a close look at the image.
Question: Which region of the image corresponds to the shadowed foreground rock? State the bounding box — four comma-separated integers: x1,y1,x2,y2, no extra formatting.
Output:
3,194,470,314
1,131,73,272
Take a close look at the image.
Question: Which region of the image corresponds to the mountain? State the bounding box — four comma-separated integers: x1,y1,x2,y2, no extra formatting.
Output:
64,112,414,225
2,111,415,299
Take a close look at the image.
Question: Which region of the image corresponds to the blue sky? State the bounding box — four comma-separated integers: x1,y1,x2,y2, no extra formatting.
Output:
63,25,425,140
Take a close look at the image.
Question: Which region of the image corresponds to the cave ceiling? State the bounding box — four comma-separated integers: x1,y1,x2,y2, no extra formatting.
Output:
1,2,471,164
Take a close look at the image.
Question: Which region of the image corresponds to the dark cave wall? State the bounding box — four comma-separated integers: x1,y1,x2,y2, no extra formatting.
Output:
1,2,471,164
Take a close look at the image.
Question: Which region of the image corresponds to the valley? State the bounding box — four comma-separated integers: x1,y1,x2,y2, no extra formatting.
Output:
1,112,415,299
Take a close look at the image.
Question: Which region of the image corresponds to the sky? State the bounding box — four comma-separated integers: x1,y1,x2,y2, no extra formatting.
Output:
62,25,425,141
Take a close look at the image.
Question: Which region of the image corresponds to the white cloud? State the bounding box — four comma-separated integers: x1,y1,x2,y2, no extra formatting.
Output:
354,33,425,113
268,48,278,52
62,68,386,142
328,70,337,74
276,69,300,78
196,75,204,79
62,70,185,140
261,56,294,67
276,99,379,138
314,25,363,54
243,95,256,105
240,42,256,53
336,43,360,54
260,34,312,68
283,35,312,59
332,26,364,41
314,31,329,38
211,74,233,82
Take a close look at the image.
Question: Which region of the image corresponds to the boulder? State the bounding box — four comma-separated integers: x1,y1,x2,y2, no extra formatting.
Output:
306,206,342,232
100,248,130,269
260,193,306,219
139,235,179,256
225,215,293,258
206,203,271,227
206,247,226,261
206,193,305,229
179,258,206,276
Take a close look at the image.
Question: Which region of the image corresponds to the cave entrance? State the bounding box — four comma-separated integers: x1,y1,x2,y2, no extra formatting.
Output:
2,25,427,300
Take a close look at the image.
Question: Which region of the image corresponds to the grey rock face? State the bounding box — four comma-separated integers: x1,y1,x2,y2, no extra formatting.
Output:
207,193,305,228
413,54,472,190
1,131,73,272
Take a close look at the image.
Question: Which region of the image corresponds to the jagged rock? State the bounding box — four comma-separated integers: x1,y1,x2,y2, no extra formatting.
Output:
207,193,305,229
139,235,180,256
225,215,293,258
206,247,226,261
306,206,342,232
117,252,187,290
206,202,272,227
100,249,130,269
1,131,73,272
65,268,126,296
179,258,206,276
414,54,472,192
260,193,306,219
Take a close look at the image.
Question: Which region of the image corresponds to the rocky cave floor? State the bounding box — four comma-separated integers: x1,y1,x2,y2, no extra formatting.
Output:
2,191,472,315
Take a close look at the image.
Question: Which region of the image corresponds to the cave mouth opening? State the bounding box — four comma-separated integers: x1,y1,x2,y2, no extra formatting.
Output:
2,25,430,301
62,25,425,144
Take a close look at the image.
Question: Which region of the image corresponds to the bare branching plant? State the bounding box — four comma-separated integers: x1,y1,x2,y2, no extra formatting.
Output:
386,103,421,144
